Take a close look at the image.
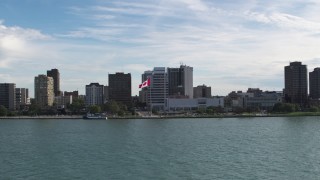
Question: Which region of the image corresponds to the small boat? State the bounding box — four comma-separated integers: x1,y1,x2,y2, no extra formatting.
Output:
83,113,108,120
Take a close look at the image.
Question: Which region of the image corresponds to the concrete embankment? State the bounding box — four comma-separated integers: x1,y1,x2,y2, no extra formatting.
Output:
0,115,83,119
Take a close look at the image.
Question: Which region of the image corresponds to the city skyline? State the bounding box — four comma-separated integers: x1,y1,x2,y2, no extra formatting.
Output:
1,0,320,97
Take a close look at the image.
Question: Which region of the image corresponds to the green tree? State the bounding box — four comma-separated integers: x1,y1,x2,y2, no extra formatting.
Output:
272,103,297,113
89,105,101,114
118,110,125,116
0,105,8,116
28,101,41,115
109,101,120,114
309,106,319,112
69,98,85,114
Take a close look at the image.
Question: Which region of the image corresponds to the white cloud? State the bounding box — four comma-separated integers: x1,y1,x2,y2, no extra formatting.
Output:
3,1,320,96
0,21,52,68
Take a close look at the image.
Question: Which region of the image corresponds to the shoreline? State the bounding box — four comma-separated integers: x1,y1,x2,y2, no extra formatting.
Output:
1,113,320,120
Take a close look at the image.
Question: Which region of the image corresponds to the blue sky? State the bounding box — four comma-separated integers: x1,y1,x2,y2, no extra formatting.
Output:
1,0,320,97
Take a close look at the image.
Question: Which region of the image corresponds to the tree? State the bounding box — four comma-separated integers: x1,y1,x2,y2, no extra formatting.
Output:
89,105,101,114
28,101,41,115
109,101,120,114
69,98,85,114
0,105,7,116
272,103,298,113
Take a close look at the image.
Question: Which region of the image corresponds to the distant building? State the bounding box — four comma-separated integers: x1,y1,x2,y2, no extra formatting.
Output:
165,97,224,112
193,85,211,98
108,72,132,106
247,88,263,96
284,61,308,106
55,95,72,109
225,89,283,111
148,67,168,110
0,83,16,110
167,65,193,98
245,91,283,111
139,71,153,103
85,83,104,106
34,75,54,107
309,68,320,99
64,91,79,99
16,88,29,110
47,68,61,96
104,86,109,102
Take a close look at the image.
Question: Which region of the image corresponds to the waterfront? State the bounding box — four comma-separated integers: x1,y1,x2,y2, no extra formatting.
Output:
1,117,320,179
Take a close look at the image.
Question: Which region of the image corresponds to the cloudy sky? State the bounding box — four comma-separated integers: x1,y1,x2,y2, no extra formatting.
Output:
1,0,320,97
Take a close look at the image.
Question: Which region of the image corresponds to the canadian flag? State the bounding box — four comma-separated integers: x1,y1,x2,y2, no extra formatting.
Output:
139,78,150,88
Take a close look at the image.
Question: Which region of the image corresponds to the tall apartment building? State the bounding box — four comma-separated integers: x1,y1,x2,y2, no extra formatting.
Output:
167,65,193,98
34,75,54,107
47,68,61,96
309,68,320,99
85,83,104,106
0,83,16,110
16,88,29,110
284,61,308,106
193,85,211,98
108,72,132,106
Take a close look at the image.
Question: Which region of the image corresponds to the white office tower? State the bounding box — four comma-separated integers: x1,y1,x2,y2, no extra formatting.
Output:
148,67,168,110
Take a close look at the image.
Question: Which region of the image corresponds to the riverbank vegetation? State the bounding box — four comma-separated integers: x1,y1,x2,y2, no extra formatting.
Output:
1,101,320,118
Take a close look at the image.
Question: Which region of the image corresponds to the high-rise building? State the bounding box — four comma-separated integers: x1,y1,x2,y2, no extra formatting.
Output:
104,86,109,102
167,65,193,98
284,61,308,106
0,83,16,110
34,75,54,107
193,85,211,98
309,68,320,99
85,83,104,106
47,68,61,96
147,67,168,110
16,88,29,110
108,72,132,106
139,71,153,103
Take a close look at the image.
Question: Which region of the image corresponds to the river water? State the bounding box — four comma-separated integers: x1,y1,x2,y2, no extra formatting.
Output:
1,117,320,179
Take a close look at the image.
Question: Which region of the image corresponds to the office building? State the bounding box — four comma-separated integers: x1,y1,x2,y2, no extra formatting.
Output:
47,68,61,96
108,72,132,106
35,75,54,107
167,65,193,98
148,67,169,110
165,97,224,112
284,61,308,106
55,95,72,109
0,83,16,110
16,88,29,110
85,83,104,106
139,71,153,103
193,85,211,98
104,86,109,102
309,68,320,99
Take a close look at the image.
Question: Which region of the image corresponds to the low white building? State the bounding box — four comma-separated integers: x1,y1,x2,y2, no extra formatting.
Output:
165,97,224,112
245,91,283,110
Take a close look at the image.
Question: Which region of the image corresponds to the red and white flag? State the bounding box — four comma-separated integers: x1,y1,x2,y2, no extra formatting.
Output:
139,78,150,88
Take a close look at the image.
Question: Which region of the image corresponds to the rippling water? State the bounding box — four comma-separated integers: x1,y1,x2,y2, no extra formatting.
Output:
1,117,320,179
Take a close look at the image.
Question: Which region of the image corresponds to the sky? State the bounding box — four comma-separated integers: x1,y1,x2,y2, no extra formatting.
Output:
1,0,320,97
